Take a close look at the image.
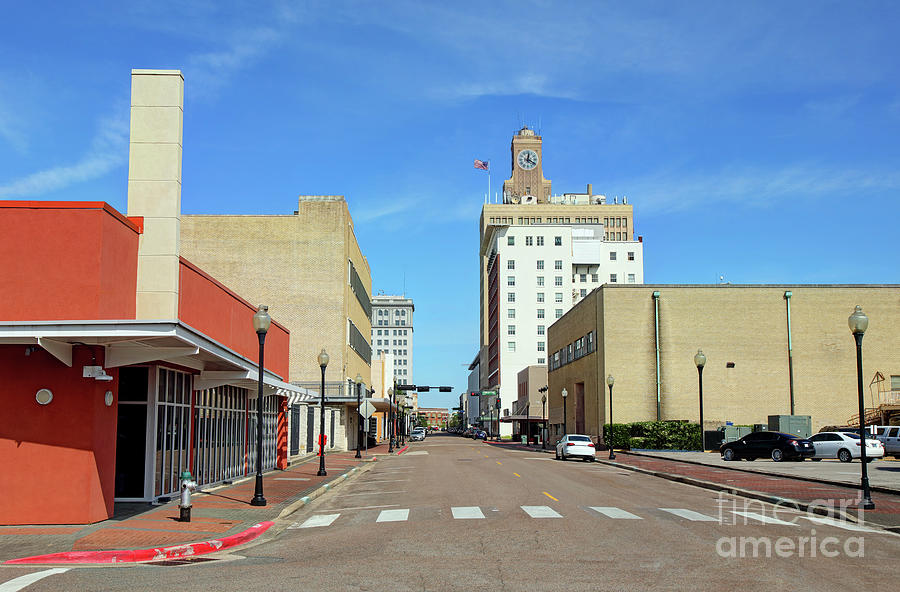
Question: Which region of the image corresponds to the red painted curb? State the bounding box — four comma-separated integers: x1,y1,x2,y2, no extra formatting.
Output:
397,445,409,455
4,521,274,565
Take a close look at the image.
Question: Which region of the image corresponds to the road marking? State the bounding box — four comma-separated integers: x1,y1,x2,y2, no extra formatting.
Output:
801,515,878,532
404,451,429,456
513,472,521,478
296,514,341,528
522,505,563,518
321,504,400,512
732,511,797,526
542,492,559,501
451,506,485,519
496,461,502,465
376,509,410,522
659,508,717,521
274,477,311,481
590,507,642,520
0,568,69,592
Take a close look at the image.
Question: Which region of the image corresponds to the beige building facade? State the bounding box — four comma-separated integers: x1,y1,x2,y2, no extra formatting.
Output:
180,196,373,452
547,284,900,442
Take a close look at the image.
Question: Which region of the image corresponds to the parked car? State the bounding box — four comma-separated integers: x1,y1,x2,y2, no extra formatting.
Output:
809,431,884,462
409,430,425,442
473,429,487,440
555,434,596,461
411,427,426,440
868,425,900,456
720,431,815,462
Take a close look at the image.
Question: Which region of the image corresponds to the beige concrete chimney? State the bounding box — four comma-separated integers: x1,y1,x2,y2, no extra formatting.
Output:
127,69,184,320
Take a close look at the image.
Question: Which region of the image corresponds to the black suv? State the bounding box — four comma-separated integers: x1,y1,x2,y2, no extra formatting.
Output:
720,431,815,462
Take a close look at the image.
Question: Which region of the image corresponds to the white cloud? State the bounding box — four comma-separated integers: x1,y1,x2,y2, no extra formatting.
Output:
0,105,129,199
187,26,284,100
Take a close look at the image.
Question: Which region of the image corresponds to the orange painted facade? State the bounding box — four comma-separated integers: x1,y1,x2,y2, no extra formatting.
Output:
178,258,290,380
0,345,119,525
0,201,139,321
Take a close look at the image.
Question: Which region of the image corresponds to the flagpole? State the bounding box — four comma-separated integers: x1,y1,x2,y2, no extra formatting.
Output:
488,161,491,205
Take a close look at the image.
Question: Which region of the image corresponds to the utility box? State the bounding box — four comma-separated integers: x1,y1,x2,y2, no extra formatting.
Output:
768,415,812,439
753,424,768,433
723,426,752,443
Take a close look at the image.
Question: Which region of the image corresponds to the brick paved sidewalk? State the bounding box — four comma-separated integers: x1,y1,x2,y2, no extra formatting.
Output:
0,445,390,563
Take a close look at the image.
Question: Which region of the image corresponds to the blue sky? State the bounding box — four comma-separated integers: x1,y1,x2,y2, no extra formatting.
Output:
2,2,898,411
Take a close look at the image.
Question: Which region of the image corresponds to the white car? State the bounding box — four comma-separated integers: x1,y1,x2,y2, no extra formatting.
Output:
809,431,884,462
555,434,596,461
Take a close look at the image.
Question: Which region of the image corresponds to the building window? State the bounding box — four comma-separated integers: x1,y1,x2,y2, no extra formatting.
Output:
537,276,544,286
508,309,515,319
592,273,598,283
508,326,516,336
525,236,533,246
508,293,516,302
580,289,587,297
538,357,545,364
554,236,562,246
537,309,545,319
537,293,544,303
555,260,562,270
508,236,515,246
580,274,587,282
555,309,563,319
537,236,544,246
537,325,545,335
628,251,635,261
537,342,545,352
537,260,544,270
554,276,562,287
610,252,617,261
508,260,515,270
508,342,516,352
508,276,515,286
555,293,563,303
610,274,617,283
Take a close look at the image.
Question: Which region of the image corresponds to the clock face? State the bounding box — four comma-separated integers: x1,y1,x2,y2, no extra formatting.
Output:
517,149,539,170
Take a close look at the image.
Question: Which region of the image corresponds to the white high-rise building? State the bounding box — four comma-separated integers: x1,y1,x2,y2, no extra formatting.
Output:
371,294,415,405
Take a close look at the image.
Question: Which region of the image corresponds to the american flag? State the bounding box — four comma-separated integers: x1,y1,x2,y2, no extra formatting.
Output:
473,159,489,171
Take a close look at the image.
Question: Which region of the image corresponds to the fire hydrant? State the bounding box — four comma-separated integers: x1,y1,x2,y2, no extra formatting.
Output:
179,470,197,522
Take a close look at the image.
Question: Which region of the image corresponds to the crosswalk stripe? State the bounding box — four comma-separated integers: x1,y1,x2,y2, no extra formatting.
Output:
451,506,485,519
590,507,642,520
732,511,797,526
659,508,717,522
801,515,877,532
296,514,340,528
521,505,563,518
376,509,410,522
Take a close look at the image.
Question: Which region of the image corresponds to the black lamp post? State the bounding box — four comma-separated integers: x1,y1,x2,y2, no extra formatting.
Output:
541,392,547,449
388,386,395,453
355,373,363,459
561,388,568,436
250,305,271,507
607,374,615,460
694,349,706,452
317,348,329,477
495,398,501,441
849,305,875,510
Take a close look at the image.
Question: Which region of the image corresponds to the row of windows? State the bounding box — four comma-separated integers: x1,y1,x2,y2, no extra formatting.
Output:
549,331,596,371
375,339,408,346
606,232,628,241
375,329,409,336
375,349,409,357
489,216,628,227
506,341,548,354
508,235,563,247
609,251,636,261
507,275,566,287
376,309,408,316
375,319,407,326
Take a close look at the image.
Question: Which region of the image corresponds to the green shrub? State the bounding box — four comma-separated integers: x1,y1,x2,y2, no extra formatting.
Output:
604,420,701,450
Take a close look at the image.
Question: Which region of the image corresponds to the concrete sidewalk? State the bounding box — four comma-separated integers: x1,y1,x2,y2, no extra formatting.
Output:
0,445,391,565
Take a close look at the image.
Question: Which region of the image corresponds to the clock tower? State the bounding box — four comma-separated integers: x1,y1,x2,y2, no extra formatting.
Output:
502,126,552,204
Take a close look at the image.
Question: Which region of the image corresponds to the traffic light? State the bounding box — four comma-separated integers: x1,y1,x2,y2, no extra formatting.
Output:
416,385,430,392
438,386,452,392
396,384,417,391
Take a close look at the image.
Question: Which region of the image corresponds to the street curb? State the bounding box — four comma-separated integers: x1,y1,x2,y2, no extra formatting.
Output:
3,522,274,565
593,458,880,527
276,460,378,520
623,450,900,496
396,445,409,455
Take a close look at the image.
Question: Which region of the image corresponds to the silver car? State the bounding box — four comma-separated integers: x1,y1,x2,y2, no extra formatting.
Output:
555,434,596,461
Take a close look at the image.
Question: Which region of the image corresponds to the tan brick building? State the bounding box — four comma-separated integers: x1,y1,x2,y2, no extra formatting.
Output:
547,284,900,442
180,196,372,453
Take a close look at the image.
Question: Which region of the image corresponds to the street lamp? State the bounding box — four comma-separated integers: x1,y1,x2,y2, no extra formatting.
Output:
849,305,875,510
541,392,547,449
495,398,501,441
250,305,271,507
694,349,706,452
388,386,395,453
317,348,329,477
561,388,568,436
607,374,615,460
355,373,363,459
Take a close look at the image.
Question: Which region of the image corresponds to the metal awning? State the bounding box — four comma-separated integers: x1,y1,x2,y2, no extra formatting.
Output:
501,415,545,423
365,397,398,412
0,320,315,404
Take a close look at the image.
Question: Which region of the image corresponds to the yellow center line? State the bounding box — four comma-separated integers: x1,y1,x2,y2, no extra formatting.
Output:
513,472,521,478
542,491,558,501
496,461,502,465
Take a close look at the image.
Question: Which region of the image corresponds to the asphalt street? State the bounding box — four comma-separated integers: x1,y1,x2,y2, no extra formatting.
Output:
4,434,900,591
